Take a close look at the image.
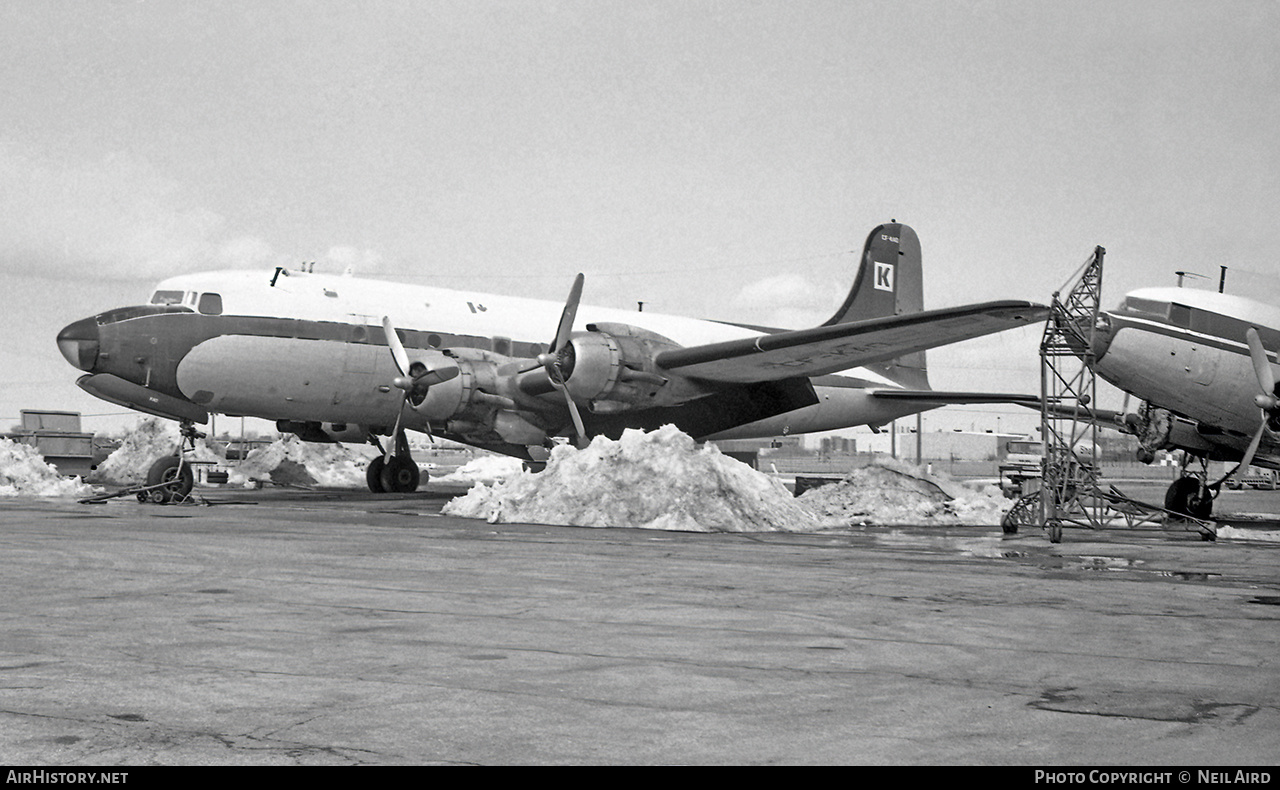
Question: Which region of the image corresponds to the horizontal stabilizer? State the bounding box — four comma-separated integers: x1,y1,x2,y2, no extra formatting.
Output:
868,390,1042,406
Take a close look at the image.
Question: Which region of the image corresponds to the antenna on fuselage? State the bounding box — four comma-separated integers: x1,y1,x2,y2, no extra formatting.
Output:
1174,270,1206,288
1218,265,1228,293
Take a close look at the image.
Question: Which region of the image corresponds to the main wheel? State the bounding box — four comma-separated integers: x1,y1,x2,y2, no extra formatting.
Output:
1165,476,1212,519
379,456,421,493
145,455,194,504
366,456,386,493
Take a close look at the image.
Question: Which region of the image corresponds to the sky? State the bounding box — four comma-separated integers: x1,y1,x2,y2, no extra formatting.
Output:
2,0,1277,441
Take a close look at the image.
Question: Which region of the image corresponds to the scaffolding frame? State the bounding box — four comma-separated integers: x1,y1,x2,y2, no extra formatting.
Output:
1002,247,1215,542
1037,247,1108,541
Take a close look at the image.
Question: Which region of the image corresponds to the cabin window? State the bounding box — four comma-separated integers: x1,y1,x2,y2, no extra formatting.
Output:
197,293,223,315
427,334,442,348
151,290,185,305
492,336,512,356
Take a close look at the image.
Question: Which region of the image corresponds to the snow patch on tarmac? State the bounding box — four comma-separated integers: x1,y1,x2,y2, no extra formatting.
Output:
229,436,372,488
0,438,97,497
443,425,820,532
796,455,1012,526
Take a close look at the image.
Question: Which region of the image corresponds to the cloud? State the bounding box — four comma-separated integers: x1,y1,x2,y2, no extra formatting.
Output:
321,245,385,275
0,141,386,281
729,273,835,329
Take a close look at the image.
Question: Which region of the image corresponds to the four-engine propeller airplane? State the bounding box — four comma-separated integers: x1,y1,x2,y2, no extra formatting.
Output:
57,221,1050,498
1079,286,1280,518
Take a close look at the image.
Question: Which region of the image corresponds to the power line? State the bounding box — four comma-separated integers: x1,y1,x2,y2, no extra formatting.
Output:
381,249,855,281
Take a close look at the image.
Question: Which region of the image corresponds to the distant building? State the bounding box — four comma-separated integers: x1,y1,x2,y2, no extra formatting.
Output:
5,410,98,477
856,429,1023,463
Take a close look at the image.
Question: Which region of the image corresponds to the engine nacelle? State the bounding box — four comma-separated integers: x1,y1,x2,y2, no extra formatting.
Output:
408,348,532,419
557,322,709,411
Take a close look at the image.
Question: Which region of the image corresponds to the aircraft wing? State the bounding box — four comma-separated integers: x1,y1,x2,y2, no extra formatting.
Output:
653,301,1048,383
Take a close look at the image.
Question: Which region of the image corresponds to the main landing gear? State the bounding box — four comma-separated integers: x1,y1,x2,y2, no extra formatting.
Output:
1164,453,1217,540
366,429,424,494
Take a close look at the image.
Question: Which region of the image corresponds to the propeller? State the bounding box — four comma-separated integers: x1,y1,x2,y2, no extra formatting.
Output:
532,273,588,447
1237,327,1279,471
380,316,460,459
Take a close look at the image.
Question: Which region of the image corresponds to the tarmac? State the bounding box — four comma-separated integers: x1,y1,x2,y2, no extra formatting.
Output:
1,482,1278,766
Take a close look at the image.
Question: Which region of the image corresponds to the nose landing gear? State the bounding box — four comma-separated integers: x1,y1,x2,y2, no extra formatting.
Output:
136,421,203,504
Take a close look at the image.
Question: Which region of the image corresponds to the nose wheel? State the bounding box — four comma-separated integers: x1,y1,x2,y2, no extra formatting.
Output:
140,454,195,503
1165,476,1213,521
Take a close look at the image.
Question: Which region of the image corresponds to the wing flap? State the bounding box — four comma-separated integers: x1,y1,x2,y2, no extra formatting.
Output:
654,301,1048,383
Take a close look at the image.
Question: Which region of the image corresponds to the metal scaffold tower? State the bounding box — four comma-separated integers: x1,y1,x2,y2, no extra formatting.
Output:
1036,247,1107,542
1002,247,1215,542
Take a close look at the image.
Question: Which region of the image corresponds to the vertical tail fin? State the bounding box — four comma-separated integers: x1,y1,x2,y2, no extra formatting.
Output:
823,222,928,388
822,222,923,325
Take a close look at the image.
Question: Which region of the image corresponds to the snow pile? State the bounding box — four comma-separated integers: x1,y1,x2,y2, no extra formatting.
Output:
443,425,821,532
89,418,224,485
797,455,1012,526
228,436,372,488
432,455,525,484
1217,525,1280,543
0,438,97,497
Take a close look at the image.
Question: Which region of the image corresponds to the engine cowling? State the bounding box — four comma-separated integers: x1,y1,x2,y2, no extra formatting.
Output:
551,323,709,411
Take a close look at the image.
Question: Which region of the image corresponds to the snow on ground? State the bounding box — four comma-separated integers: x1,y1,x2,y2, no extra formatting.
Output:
443,424,821,532
797,455,1012,526
1216,525,1280,542
443,427,1013,532
431,455,526,485
89,418,226,485
229,436,371,488
0,438,97,497
89,418,374,488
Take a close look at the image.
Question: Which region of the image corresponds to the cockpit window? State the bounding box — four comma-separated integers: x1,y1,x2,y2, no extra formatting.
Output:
197,292,223,315
96,304,194,325
1119,297,1168,318
1169,303,1192,328
150,290,185,305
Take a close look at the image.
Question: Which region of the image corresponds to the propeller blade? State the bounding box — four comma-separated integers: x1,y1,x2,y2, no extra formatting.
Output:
551,273,585,352
382,316,411,378
1239,419,1268,473
1246,327,1276,398
558,382,588,448
417,364,459,388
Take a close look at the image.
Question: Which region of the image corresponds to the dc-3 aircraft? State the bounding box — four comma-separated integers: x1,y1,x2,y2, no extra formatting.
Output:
1082,286,1280,518
57,221,1049,499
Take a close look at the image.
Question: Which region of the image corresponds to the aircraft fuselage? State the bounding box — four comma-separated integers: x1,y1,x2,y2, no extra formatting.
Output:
1091,286,1280,464
58,268,925,453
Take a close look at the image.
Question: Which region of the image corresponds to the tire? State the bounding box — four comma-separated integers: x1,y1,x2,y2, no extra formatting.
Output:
366,456,386,493
145,455,193,504
1165,476,1212,520
379,456,421,493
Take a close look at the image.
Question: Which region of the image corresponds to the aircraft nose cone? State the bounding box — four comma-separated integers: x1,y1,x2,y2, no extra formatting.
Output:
56,316,99,371
1089,312,1115,361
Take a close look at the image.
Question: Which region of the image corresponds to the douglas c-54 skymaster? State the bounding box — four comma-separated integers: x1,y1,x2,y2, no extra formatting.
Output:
57,222,1048,498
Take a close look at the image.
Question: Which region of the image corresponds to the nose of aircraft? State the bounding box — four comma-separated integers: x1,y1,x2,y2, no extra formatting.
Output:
56,316,100,371
1089,312,1115,361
